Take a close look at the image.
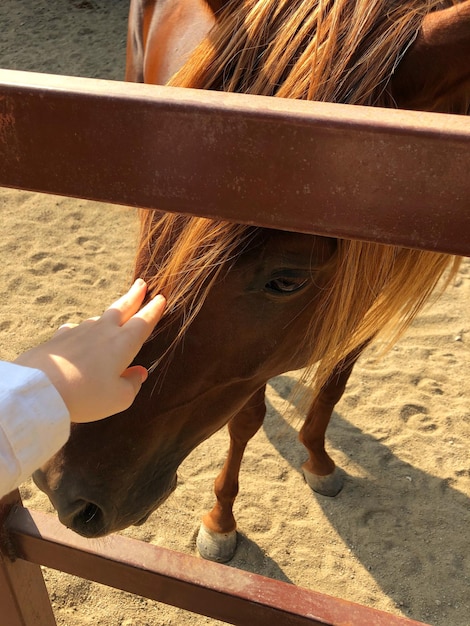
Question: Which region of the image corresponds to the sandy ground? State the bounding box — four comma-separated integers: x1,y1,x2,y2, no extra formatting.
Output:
1,2,469,625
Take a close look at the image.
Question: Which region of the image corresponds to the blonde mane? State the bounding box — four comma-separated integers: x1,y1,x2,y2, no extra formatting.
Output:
135,0,462,392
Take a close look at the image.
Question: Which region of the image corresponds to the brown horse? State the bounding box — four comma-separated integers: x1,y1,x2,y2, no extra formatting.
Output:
34,0,469,563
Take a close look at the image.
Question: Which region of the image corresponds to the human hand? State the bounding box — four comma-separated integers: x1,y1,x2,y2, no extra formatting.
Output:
14,279,165,423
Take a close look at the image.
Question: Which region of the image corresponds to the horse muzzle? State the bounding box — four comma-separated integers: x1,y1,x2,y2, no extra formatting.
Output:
33,468,178,538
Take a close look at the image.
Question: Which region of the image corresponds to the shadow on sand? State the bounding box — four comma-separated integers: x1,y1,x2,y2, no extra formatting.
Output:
243,373,470,625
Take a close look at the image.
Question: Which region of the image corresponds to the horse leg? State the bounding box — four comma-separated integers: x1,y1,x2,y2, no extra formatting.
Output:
196,385,266,562
299,346,365,497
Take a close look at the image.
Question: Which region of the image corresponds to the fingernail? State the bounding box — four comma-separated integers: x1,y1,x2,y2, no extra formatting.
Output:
134,278,146,288
151,294,166,310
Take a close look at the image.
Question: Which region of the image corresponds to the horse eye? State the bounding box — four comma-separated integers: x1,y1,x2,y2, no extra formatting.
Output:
265,276,309,294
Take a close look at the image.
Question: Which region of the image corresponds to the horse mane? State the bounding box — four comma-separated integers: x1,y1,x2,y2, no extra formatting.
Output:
135,0,463,392
170,0,464,107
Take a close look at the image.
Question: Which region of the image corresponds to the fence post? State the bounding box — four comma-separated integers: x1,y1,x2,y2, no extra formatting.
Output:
0,490,56,626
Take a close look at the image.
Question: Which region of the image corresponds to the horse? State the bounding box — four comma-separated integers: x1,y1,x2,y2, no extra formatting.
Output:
34,0,470,563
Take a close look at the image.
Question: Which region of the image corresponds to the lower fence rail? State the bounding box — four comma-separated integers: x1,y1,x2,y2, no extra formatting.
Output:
1,491,427,626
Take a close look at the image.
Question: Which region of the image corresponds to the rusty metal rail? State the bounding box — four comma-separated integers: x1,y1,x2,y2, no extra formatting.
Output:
0,491,427,626
1,69,469,256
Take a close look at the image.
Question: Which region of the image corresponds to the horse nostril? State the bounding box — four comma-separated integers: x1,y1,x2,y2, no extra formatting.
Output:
69,501,106,538
81,503,100,524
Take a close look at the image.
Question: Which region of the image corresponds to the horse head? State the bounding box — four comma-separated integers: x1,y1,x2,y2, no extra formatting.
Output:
34,228,339,535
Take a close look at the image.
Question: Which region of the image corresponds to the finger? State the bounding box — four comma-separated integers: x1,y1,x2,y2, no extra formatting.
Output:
102,278,148,326
133,294,166,326
125,364,149,384
119,365,149,403
109,294,166,374
121,294,166,349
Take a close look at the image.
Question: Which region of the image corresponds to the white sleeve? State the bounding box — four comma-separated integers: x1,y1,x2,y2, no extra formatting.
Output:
0,361,70,497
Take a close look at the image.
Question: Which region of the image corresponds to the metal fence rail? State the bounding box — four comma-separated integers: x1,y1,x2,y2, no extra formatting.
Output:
1,69,469,626
1,491,427,626
1,69,469,256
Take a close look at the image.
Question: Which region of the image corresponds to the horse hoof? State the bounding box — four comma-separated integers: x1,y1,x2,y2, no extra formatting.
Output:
196,523,238,563
302,465,344,497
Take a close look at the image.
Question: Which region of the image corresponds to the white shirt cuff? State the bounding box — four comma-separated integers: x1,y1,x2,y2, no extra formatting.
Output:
0,361,70,494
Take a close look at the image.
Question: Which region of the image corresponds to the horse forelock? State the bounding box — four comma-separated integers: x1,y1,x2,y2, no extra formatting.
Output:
133,0,463,390
134,212,256,360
